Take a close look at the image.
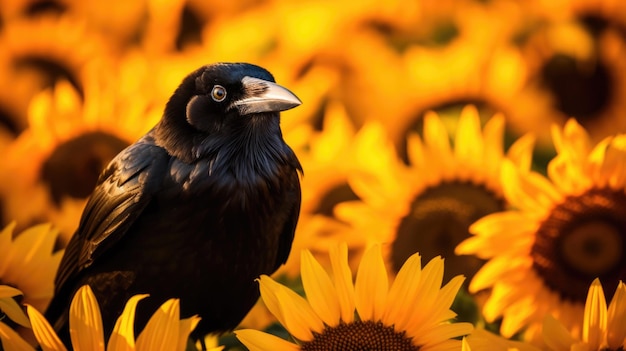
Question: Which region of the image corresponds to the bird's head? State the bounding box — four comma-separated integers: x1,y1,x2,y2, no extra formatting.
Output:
156,63,302,161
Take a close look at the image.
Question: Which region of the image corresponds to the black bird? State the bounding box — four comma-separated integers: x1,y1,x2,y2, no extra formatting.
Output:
45,63,303,346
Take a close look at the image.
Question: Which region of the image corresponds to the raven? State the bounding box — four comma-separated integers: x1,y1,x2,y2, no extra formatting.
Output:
45,63,303,346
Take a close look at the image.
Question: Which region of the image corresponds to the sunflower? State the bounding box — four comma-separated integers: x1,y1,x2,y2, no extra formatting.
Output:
542,278,626,351
0,59,161,244
456,119,626,340
235,243,473,351
0,15,114,101
0,285,221,351
347,0,530,155
335,105,535,285
510,0,626,144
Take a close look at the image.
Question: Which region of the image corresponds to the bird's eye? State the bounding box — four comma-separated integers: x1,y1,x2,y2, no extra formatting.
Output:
211,85,227,102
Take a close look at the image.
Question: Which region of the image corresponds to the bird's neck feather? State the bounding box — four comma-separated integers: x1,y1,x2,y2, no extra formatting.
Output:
155,110,288,168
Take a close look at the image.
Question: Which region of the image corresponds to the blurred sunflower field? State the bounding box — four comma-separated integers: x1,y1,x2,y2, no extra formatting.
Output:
1,0,626,350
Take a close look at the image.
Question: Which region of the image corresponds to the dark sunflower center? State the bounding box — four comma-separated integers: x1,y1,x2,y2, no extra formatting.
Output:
14,56,83,98
41,131,129,205
313,182,360,218
392,181,505,282
300,320,419,351
0,105,22,136
532,188,626,303
24,0,67,16
540,53,612,122
175,4,206,51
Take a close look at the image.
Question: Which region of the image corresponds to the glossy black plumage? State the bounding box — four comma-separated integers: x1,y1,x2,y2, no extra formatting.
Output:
45,63,303,345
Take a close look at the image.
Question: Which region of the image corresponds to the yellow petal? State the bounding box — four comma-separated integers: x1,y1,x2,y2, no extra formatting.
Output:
382,252,421,329
431,275,466,323
406,133,426,167
542,315,577,351
107,294,148,351
607,281,626,349
0,321,36,351
454,105,483,166
414,322,473,346
69,285,105,351
405,256,445,333
423,111,453,175
0,297,30,328
583,278,607,349
501,160,562,214
424,111,451,156
354,244,388,321
300,249,340,326
462,337,471,351
257,275,289,328
0,286,23,299
176,316,201,351
136,298,181,351
235,329,300,351
273,283,324,342
482,113,505,176
506,133,536,172
0,223,15,275
329,243,355,323
26,304,67,351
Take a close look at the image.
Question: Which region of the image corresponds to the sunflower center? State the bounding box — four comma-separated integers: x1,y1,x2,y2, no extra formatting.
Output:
175,4,206,51
0,105,21,136
392,181,505,281
313,182,360,218
41,131,129,204
532,188,626,303
14,56,83,97
300,320,419,351
540,53,612,121
24,0,67,16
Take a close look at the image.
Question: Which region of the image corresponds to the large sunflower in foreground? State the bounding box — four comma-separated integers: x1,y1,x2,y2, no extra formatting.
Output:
335,105,535,283
456,119,626,340
0,65,161,244
0,285,222,351
236,243,473,351
543,278,626,351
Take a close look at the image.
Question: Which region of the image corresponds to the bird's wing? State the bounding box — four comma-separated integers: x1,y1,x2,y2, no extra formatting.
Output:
54,134,169,292
273,170,302,271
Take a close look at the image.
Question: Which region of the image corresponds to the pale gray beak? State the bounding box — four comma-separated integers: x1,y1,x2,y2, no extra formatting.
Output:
232,76,302,115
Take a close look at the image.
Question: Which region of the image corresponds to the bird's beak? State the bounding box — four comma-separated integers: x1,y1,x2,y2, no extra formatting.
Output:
232,76,302,115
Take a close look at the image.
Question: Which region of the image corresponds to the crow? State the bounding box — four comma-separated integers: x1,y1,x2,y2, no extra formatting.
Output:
44,63,303,347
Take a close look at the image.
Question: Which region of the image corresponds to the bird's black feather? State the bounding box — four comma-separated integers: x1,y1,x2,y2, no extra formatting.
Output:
45,63,303,345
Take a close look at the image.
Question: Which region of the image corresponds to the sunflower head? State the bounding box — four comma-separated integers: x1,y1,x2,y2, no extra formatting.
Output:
457,119,626,339
236,243,473,351
0,57,161,244
336,105,535,285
